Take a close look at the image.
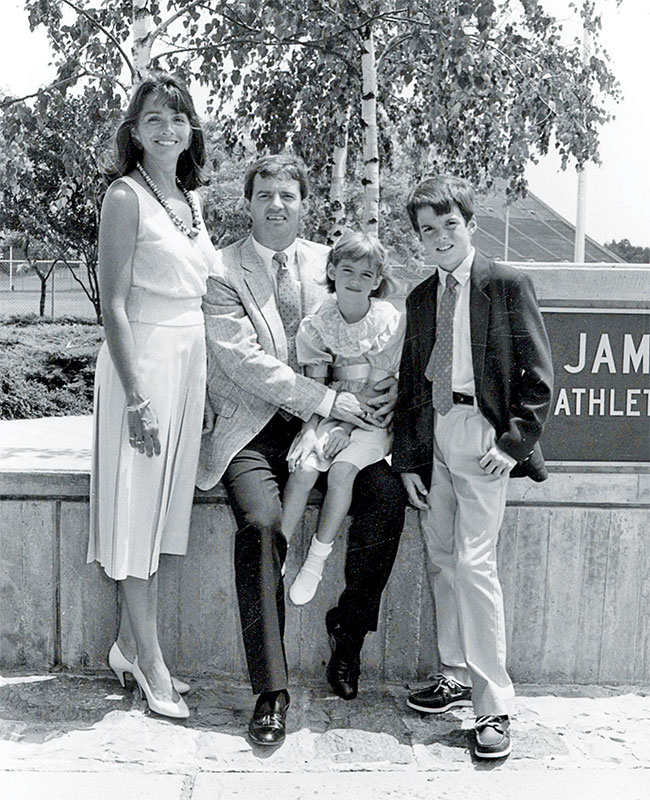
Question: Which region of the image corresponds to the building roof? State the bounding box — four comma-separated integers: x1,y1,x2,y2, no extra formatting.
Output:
474,187,623,263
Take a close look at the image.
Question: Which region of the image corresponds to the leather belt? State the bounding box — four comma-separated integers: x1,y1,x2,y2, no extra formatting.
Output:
452,392,474,406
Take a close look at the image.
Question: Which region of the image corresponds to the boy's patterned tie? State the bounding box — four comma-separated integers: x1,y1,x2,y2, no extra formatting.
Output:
273,251,301,371
425,272,458,415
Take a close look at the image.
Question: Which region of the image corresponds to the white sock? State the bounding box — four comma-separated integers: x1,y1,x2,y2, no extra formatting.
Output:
289,535,333,605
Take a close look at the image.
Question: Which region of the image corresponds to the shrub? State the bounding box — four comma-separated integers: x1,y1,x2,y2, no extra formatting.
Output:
0,316,104,419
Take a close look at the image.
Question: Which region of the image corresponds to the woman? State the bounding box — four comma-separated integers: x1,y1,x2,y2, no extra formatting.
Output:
88,75,215,719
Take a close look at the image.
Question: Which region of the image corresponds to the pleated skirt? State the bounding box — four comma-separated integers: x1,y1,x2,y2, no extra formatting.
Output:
88,316,206,580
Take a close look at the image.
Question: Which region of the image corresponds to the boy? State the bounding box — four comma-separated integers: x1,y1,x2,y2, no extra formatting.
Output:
392,174,553,759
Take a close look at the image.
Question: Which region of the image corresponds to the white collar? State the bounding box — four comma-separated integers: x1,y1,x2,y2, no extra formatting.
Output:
252,236,298,270
436,247,475,287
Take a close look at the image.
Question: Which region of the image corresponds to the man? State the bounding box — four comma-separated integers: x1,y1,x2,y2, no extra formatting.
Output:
197,154,407,746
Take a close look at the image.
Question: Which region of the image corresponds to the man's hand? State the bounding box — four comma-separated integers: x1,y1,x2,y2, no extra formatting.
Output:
287,428,319,472
330,391,377,430
400,472,429,510
479,445,517,477
202,392,216,434
365,376,398,428
322,427,350,458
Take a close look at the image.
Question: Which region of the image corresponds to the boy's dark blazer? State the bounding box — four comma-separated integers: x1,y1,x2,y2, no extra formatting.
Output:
392,251,554,488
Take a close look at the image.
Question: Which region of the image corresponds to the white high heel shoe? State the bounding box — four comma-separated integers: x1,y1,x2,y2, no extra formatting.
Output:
131,657,190,720
108,642,190,694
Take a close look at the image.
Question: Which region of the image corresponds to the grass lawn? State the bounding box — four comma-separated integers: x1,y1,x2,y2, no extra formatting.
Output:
1,268,98,320
0,315,104,419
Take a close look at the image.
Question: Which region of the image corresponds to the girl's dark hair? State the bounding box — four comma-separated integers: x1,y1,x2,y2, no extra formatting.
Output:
106,74,208,190
325,230,397,299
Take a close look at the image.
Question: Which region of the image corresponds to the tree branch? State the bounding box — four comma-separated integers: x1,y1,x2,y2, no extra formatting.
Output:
153,36,357,74
0,74,87,109
219,6,265,34
149,0,206,40
376,32,414,69
58,0,135,78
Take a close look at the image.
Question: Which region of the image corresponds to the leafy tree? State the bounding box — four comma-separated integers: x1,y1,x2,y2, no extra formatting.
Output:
604,239,650,264
200,122,251,248
1,1,620,274
0,228,54,317
0,93,107,320
21,243,55,318
218,0,619,233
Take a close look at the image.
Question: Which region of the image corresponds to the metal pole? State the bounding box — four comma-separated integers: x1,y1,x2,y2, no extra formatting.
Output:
504,205,510,261
51,262,55,318
574,23,591,263
574,168,587,263
9,245,13,291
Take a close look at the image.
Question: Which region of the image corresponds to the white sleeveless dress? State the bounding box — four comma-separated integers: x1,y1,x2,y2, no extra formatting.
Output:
87,175,214,580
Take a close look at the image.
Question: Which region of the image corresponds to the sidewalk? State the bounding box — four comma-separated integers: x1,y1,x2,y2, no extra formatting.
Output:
0,415,92,472
1,672,649,799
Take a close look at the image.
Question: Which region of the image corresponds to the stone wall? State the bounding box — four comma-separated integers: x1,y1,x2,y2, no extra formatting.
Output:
1,470,648,684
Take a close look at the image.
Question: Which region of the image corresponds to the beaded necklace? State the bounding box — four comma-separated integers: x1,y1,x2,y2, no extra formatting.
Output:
135,162,200,239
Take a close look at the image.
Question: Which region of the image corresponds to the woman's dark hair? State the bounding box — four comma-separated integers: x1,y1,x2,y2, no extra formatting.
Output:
106,74,208,190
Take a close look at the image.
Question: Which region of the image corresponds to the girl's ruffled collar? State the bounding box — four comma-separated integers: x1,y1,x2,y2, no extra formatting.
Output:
310,295,389,357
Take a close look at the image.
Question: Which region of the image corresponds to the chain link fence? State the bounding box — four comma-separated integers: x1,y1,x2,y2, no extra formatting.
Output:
0,260,98,320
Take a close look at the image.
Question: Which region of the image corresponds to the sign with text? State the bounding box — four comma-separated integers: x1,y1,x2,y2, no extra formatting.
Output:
541,309,650,464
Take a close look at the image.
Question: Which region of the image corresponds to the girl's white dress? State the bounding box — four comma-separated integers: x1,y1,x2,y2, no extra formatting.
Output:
87,175,214,580
290,295,405,472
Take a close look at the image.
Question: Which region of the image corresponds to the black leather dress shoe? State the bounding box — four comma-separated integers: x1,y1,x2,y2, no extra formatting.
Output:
248,690,290,747
325,608,365,701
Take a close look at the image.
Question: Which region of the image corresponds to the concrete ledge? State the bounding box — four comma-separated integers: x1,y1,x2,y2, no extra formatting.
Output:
2,469,648,506
1,456,649,684
510,263,650,306
0,470,89,498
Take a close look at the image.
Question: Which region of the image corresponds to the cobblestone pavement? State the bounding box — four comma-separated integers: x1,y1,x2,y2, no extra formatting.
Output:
1,672,649,799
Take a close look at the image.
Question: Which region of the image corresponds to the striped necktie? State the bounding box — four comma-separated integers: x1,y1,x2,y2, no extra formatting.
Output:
425,272,458,415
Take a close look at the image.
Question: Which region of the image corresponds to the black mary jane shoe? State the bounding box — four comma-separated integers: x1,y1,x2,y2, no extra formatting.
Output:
248,691,290,747
325,608,364,701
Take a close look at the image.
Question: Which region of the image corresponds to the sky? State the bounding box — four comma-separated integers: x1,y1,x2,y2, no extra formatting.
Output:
527,0,650,248
1,0,649,248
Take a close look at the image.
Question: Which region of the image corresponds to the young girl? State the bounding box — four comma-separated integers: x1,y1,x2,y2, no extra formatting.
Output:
282,230,405,605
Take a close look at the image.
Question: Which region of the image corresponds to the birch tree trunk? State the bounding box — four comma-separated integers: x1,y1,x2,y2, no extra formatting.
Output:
328,104,351,244
360,25,379,235
132,0,154,81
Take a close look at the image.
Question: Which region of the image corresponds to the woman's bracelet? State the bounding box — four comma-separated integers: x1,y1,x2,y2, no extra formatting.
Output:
126,397,151,413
